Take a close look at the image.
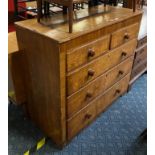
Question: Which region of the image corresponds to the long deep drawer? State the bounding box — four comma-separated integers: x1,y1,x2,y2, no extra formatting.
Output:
110,23,139,49
67,39,136,96
67,74,130,140
97,73,130,115
67,57,133,119
67,35,110,72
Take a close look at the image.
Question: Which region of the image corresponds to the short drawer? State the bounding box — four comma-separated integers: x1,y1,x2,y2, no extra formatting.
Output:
67,73,106,119
137,36,147,48
67,35,110,72
67,101,96,140
110,23,139,49
97,73,130,115
105,56,133,90
67,39,136,96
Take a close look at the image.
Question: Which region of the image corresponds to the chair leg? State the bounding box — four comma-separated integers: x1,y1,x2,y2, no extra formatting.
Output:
133,0,136,12
37,0,42,22
44,1,47,15
63,6,67,14
46,2,50,15
104,0,107,7
68,5,73,33
44,1,50,15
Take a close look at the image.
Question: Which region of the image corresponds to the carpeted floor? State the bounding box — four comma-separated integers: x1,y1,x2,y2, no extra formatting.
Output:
8,74,147,155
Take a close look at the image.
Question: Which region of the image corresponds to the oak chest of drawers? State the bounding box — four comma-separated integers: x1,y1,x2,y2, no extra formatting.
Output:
13,6,142,147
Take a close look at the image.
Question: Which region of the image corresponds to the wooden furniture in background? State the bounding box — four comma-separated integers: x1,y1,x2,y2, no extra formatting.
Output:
14,6,142,147
37,0,89,33
8,32,19,54
123,0,146,9
130,35,147,85
14,0,37,20
8,32,26,105
37,0,137,33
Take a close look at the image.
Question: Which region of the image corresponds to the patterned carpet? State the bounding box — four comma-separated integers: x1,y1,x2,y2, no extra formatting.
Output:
8,74,147,155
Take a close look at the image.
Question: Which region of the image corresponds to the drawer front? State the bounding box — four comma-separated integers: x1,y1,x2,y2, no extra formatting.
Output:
108,39,137,67
67,39,136,96
97,74,130,115
67,73,106,119
131,60,147,79
134,49,147,67
67,35,110,72
137,36,147,48
105,56,133,90
67,53,110,96
67,101,96,140
110,23,139,49
135,44,147,58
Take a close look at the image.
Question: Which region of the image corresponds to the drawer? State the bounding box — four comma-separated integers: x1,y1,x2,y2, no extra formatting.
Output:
67,53,110,96
97,74,130,115
105,56,134,90
137,36,147,48
67,35,110,72
131,60,147,79
110,23,139,49
67,72,106,119
135,44,147,58
134,48,147,67
67,39,136,96
67,101,96,140
108,39,137,67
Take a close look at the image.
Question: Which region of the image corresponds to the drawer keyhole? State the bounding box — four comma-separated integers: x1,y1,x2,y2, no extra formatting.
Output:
88,49,95,58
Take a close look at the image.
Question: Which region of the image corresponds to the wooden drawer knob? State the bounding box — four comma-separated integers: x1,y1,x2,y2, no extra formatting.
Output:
86,92,93,98
121,52,127,58
124,33,130,40
88,49,95,57
114,89,121,96
118,70,124,76
85,114,92,120
88,69,95,77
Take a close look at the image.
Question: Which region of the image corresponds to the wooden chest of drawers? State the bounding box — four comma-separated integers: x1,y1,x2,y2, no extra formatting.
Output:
13,6,142,147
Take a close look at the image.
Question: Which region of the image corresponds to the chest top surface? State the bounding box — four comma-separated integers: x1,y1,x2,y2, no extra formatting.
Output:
15,5,142,43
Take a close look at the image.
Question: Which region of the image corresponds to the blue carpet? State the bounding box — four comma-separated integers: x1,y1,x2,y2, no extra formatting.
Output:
8,74,147,155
